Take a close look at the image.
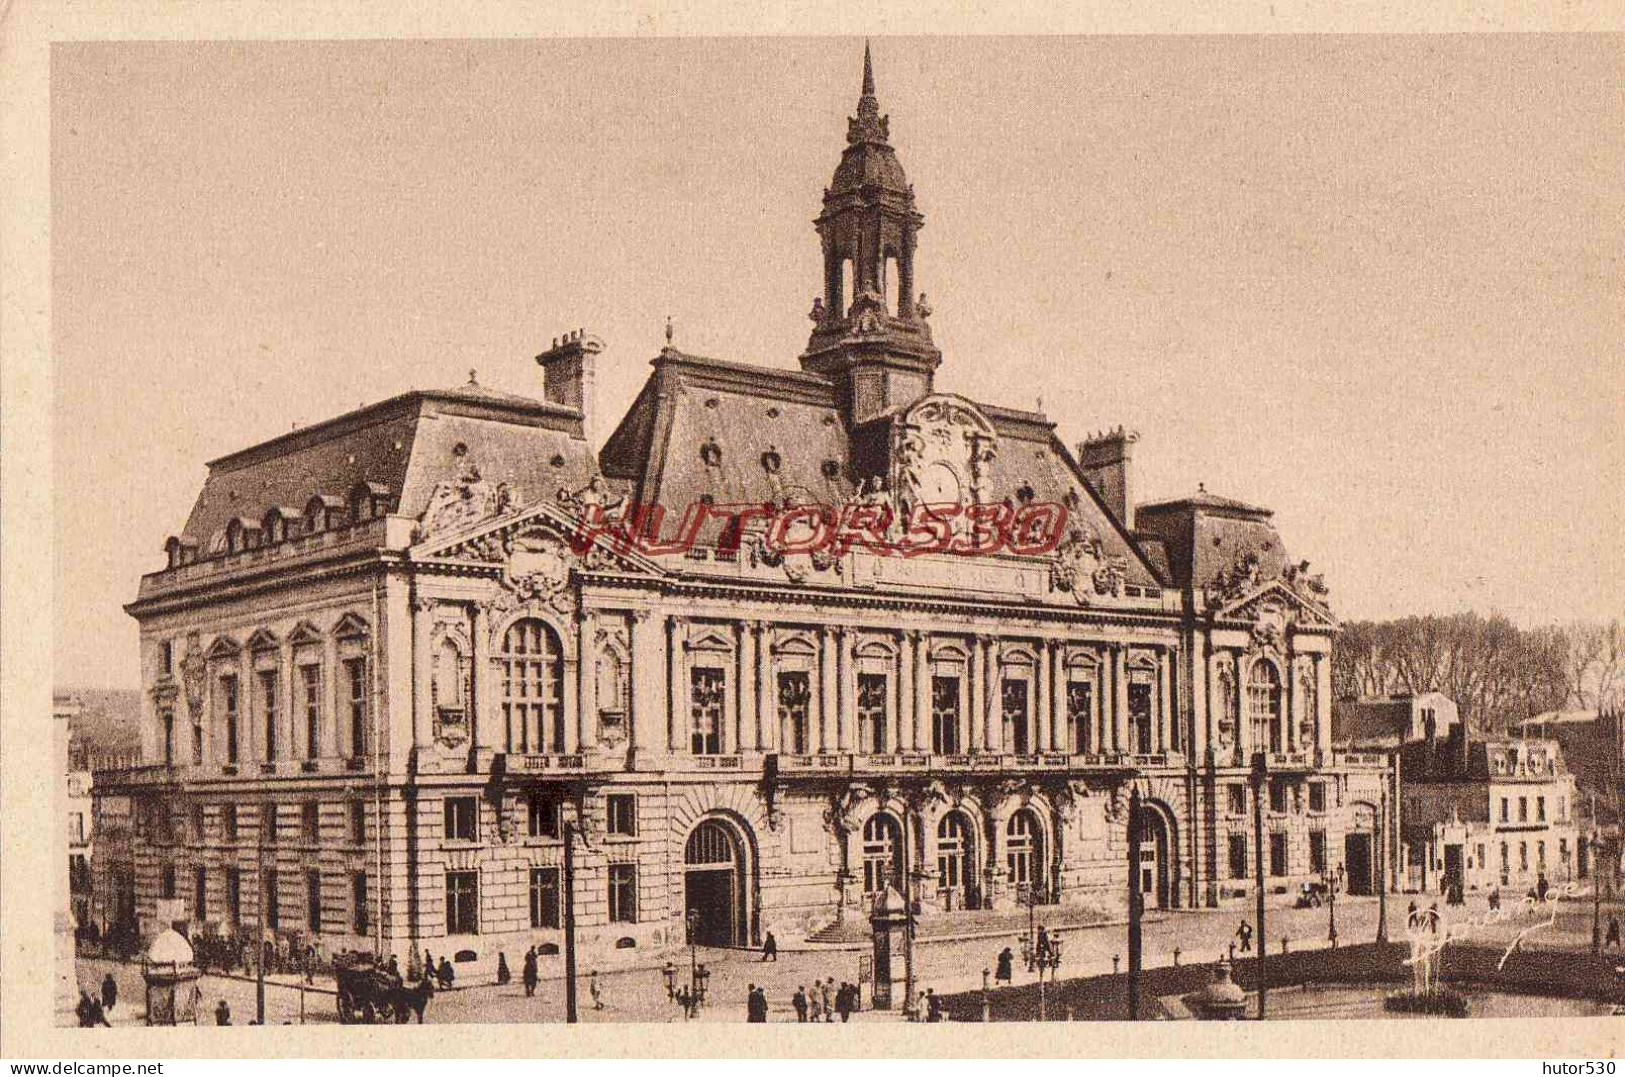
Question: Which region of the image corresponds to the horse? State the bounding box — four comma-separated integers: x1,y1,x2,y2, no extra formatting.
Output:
389,978,435,1024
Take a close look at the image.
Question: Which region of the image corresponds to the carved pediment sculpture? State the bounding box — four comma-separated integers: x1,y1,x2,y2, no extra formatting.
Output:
556,472,626,518
892,394,999,530
1205,548,1267,610
1092,557,1129,597
419,451,508,538
505,528,576,613
1282,558,1331,605
1050,525,1101,599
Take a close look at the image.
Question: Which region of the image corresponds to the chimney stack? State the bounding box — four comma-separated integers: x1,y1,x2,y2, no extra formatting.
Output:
536,329,604,444
1076,426,1140,529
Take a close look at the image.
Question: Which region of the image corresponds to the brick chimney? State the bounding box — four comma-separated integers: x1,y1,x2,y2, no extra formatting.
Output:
1076,426,1139,529
536,329,603,444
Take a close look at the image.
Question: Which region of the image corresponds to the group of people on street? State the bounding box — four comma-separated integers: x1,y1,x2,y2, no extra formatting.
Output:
788,979,861,1022
75,972,120,1027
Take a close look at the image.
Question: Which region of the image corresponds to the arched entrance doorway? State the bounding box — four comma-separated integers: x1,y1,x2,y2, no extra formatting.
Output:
1135,804,1175,910
684,818,749,948
936,810,978,910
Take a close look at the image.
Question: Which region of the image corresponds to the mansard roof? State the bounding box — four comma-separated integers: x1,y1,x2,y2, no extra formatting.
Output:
176,379,598,560
597,346,1169,586
1135,486,1294,592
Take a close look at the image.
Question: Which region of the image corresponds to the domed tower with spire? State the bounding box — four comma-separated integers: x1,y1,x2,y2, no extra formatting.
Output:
800,43,942,424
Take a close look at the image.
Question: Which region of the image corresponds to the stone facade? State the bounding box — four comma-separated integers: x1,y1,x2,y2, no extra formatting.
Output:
93,46,1394,975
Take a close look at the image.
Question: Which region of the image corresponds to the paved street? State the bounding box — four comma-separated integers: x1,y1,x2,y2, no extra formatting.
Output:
71,892,1621,1026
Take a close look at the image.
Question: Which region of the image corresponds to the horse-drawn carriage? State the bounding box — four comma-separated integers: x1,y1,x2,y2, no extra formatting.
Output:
334,953,433,1024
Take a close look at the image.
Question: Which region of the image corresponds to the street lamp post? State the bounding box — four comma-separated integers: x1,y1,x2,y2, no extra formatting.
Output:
1376,786,1389,945
1591,829,1603,955
1250,752,1268,1020
1326,869,1340,949
687,909,700,1019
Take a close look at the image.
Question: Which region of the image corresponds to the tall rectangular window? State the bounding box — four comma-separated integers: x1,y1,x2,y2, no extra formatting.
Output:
608,863,637,923
931,676,961,754
1309,830,1327,875
446,871,478,934
352,872,369,935
1128,682,1153,755
606,794,637,837
858,673,888,754
1518,797,1528,823
1537,796,1546,822
1519,842,1529,872
1066,681,1093,754
222,674,240,764
160,640,174,675
194,866,207,920
302,801,321,843
161,863,177,899
777,672,810,754
1537,841,1546,870
350,800,366,845
1501,797,1509,823
192,718,203,765
226,867,241,926
265,868,280,929
529,868,561,929
306,870,323,933
1228,834,1248,880
444,797,478,842
690,667,725,755
301,664,322,760
528,793,560,839
258,669,279,760
191,803,205,842
1308,782,1327,813
1269,780,1287,815
1227,784,1246,816
344,658,368,758
224,804,238,842
1002,679,1030,756
260,804,277,846
161,709,175,766
1269,832,1288,877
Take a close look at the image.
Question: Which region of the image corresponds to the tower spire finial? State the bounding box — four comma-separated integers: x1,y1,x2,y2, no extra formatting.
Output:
861,40,875,99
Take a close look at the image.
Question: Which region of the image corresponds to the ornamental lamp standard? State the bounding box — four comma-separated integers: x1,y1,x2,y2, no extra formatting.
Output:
663,961,677,1000
1326,867,1341,949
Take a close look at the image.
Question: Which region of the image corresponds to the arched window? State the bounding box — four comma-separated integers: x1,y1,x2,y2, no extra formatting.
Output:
1006,809,1044,893
862,814,904,895
685,819,737,867
1247,659,1283,755
226,519,243,554
497,619,563,754
936,811,973,893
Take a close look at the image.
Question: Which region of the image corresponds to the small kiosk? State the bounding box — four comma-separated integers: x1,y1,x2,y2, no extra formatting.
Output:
143,928,201,1026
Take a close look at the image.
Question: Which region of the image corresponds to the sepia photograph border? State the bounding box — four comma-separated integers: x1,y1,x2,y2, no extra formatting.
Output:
4,0,1622,1061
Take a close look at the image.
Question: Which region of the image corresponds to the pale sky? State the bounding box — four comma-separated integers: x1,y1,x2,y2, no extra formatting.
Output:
51,36,1624,690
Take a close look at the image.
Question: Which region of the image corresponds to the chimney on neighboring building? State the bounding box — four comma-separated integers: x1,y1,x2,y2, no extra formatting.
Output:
536,329,603,444
1076,427,1139,529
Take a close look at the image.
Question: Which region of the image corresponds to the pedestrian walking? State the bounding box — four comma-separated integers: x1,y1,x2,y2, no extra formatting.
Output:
589,969,604,1010
1605,914,1621,951
1538,873,1550,902
995,946,1013,984
793,985,808,1022
808,979,823,1022
820,978,833,1022
214,999,232,1026
762,930,778,962
1236,920,1253,953
1407,901,1419,928
925,988,941,1023
836,982,854,1022
496,952,511,986
1489,887,1501,911
746,983,766,1022
522,949,539,998
438,957,455,990
100,971,118,1012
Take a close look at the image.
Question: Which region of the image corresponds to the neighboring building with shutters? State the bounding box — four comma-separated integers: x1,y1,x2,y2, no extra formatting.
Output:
95,46,1392,974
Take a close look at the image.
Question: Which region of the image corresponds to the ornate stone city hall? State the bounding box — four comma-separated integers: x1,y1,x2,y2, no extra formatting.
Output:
95,49,1393,970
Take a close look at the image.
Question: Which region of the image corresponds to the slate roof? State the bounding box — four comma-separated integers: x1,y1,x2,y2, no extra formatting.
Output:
598,348,1168,585
1331,698,1414,748
173,380,598,558
1135,487,1288,591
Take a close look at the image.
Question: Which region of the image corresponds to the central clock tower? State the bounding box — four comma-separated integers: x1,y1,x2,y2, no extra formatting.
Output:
800,43,943,425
